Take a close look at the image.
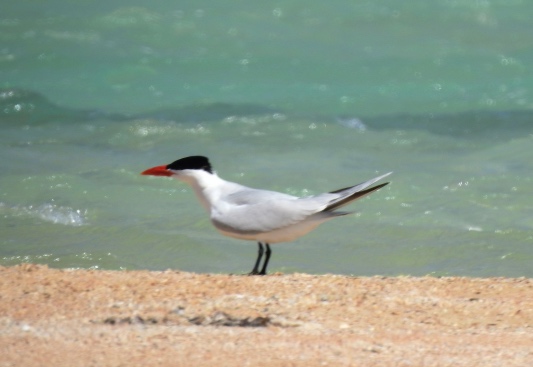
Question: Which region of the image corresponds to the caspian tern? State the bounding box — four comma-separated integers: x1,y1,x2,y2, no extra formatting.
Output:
141,156,391,275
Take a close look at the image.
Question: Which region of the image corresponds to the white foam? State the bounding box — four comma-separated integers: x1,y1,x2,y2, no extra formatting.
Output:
1,202,87,226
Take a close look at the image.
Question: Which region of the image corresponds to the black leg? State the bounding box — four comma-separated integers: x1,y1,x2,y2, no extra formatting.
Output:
249,242,264,275
259,243,271,275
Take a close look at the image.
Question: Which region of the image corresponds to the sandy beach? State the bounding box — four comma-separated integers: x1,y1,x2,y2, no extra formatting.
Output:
1,264,532,366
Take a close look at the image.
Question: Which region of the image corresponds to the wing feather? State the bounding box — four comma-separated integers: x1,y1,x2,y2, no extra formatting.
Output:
210,172,391,234
212,191,328,234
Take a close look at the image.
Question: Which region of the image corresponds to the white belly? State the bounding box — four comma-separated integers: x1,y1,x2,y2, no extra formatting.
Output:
213,216,333,244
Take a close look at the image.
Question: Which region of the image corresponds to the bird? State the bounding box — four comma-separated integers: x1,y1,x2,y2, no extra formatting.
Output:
141,156,391,275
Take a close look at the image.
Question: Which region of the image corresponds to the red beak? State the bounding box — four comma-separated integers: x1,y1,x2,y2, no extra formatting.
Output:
141,165,173,177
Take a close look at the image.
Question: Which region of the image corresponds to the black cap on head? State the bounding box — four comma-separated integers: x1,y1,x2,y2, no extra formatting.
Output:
166,156,213,173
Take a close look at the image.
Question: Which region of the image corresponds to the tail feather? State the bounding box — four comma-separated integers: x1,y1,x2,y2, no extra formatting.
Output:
330,172,391,195
325,181,390,212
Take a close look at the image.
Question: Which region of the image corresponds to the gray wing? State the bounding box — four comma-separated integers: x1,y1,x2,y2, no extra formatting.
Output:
211,187,335,234
211,172,391,234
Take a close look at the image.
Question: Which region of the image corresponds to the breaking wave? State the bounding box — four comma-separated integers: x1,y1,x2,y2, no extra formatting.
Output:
0,202,88,226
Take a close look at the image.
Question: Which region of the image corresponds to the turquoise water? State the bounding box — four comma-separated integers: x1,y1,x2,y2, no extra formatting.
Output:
1,1,532,276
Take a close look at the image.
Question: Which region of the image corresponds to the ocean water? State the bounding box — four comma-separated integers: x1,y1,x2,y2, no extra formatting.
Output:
1,1,532,277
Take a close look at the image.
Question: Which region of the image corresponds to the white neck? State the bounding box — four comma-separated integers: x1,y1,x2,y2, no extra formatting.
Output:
175,170,225,211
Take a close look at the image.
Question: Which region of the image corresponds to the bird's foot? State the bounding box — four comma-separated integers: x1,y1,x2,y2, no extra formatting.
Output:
248,270,266,276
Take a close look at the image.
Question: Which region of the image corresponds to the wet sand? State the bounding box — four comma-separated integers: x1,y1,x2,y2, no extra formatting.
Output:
1,264,532,366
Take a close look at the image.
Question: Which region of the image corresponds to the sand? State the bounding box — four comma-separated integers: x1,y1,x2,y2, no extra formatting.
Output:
1,264,532,366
